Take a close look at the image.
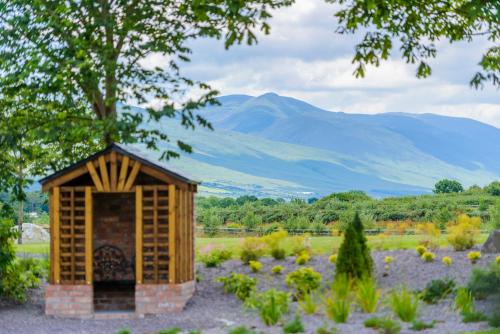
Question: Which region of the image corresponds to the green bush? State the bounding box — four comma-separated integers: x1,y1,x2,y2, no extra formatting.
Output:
217,273,257,301
324,295,350,324
285,267,322,300
467,263,500,299
420,278,455,304
298,292,320,315
462,310,487,323
488,313,500,328
240,237,267,264
356,277,380,313
334,212,373,280
157,328,182,334
116,329,131,334
409,320,435,331
199,246,232,268
389,287,419,322
363,317,401,334
283,314,305,334
203,209,223,237
272,265,284,275
271,248,287,260
295,252,310,265
315,326,337,334
245,289,289,326
454,288,474,315
249,261,262,273
228,326,259,334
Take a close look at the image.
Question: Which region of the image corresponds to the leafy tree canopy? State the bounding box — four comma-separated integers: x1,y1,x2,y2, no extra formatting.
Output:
434,179,464,194
0,0,293,199
485,181,500,196
327,0,499,88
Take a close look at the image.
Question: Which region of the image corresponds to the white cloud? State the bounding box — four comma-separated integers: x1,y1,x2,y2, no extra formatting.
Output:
162,0,500,128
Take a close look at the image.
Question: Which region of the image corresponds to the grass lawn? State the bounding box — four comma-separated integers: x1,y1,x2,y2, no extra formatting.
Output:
16,234,489,257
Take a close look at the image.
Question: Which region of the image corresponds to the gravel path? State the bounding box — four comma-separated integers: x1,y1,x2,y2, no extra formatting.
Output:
0,248,497,334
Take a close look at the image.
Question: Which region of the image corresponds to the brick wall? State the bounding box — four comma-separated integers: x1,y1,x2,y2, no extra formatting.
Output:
93,193,135,281
45,285,93,318
135,281,195,314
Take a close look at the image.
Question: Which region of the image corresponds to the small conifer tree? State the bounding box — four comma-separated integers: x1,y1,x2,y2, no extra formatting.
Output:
335,212,373,280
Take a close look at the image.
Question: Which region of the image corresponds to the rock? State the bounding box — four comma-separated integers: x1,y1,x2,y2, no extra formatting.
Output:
481,230,500,253
21,223,50,244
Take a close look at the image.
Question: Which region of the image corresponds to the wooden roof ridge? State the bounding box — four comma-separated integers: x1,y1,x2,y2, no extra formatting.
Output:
39,143,200,187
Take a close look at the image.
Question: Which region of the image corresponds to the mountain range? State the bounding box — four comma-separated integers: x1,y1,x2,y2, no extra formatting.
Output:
130,92,500,198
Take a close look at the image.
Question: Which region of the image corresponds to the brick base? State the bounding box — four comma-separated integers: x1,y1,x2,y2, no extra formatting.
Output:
135,281,195,315
45,284,93,318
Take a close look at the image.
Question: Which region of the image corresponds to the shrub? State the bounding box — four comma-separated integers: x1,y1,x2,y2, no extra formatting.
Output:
116,329,131,334
157,328,182,334
496,256,500,265
416,223,441,250
241,210,262,232
335,212,373,280
415,245,427,256
467,251,481,264
364,317,401,334
442,256,453,266
356,277,381,313
263,230,288,260
298,292,320,315
389,287,419,322
295,252,310,265
421,251,435,262
245,289,289,326
283,314,305,333
331,274,352,299
409,320,435,330
285,267,322,300
420,278,455,304
447,214,480,251
328,254,337,264
203,209,223,237
249,260,262,273
324,294,350,323
240,237,267,264
228,326,259,334
467,263,500,299
384,256,393,264
454,288,474,315
488,313,500,328
462,310,487,323
271,248,287,260
272,265,284,275
199,245,232,267
0,258,43,302
315,326,337,334
217,273,257,301
290,234,311,256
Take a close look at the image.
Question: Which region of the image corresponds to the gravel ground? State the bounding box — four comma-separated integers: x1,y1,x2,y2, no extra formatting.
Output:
0,248,497,334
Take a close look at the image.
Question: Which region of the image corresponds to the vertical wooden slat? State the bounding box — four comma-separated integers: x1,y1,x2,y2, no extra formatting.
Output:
135,186,143,284
189,191,194,280
86,162,104,191
123,161,141,191
84,187,93,285
110,152,118,191
153,187,158,283
49,192,54,284
70,189,75,283
117,156,130,191
98,156,110,192
168,184,176,283
53,187,60,284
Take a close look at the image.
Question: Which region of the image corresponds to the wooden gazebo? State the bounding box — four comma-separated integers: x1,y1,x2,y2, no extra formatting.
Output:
41,144,197,318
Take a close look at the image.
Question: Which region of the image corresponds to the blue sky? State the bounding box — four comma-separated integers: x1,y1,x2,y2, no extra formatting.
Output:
143,0,500,128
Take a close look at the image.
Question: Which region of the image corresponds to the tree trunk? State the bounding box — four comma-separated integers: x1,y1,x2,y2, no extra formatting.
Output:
18,200,24,245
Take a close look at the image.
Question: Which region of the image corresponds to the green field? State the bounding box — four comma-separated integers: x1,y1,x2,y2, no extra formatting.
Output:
15,233,488,257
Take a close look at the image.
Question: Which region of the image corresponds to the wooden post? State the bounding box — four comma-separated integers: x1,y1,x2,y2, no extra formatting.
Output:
135,186,143,284
110,152,117,191
84,187,93,285
168,184,176,283
53,187,61,284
